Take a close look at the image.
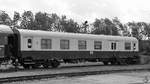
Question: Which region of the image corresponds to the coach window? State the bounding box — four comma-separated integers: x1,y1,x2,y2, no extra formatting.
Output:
125,42,131,50
27,39,32,48
41,39,52,49
133,43,136,50
111,42,116,50
78,40,86,49
94,41,102,50
60,40,69,49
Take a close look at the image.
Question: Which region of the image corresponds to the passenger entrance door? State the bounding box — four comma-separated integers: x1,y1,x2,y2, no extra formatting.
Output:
110,41,118,58
23,37,33,50
133,42,137,51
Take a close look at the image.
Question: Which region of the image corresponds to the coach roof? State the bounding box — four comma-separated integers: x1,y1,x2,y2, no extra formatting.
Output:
18,29,137,41
0,25,13,35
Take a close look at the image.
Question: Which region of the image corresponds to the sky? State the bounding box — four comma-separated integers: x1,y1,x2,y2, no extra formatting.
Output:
0,0,150,23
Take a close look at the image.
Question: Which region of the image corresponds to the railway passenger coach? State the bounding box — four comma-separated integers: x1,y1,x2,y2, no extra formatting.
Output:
0,25,139,69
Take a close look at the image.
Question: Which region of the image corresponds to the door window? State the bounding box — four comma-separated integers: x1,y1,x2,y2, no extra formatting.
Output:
133,43,136,50
27,38,32,48
111,42,116,50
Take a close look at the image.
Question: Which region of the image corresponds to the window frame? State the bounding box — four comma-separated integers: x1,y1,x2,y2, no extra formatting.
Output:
60,39,70,49
94,41,102,50
41,39,52,49
78,40,87,50
133,42,136,50
27,38,32,48
125,42,131,50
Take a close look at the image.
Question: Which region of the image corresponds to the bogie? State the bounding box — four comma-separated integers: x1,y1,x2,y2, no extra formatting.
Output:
23,64,30,69
103,61,109,65
51,60,60,68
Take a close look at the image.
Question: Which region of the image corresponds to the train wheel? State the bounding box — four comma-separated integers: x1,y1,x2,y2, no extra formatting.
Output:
110,61,116,65
110,58,117,65
32,64,39,69
117,59,127,65
103,61,108,65
117,62,121,65
43,64,49,68
51,60,60,68
126,59,131,64
23,64,30,69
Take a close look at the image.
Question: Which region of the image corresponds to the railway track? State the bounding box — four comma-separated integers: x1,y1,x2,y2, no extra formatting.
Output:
0,64,150,83
0,63,148,76
0,67,150,83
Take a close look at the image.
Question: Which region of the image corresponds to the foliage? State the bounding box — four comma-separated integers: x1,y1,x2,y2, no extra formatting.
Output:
13,11,20,26
127,22,150,40
34,12,53,30
20,11,34,29
91,18,119,35
1,10,150,40
60,18,80,33
80,21,89,33
0,11,12,26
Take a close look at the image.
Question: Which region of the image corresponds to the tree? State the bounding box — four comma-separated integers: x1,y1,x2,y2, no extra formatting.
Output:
122,24,131,36
0,10,12,26
65,19,80,33
34,12,62,31
104,18,119,35
50,13,61,31
91,18,105,34
60,18,80,33
138,22,150,40
127,22,143,40
112,17,124,35
80,21,89,33
20,11,34,29
91,18,119,35
12,11,20,27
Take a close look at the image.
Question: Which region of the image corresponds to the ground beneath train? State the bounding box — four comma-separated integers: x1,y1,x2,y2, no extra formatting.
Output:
4,71,150,84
